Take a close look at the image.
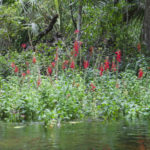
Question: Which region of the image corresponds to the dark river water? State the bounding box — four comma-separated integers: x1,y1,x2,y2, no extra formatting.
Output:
0,119,150,150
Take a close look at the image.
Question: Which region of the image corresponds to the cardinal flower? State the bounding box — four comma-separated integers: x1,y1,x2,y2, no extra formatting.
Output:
32,56,36,64
70,61,75,69
64,60,69,65
47,66,52,75
37,78,41,88
62,60,69,70
90,83,96,91
115,50,121,62
73,41,79,57
26,69,30,74
99,63,104,76
137,43,141,52
138,68,143,79
89,46,94,56
83,60,89,69
11,62,15,68
111,61,117,72
55,53,58,61
104,57,109,71
51,62,55,67
74,29,79,34
21,43,27,49
62,64,66,70
14,66,19,73
22,72,26,77
26,62,29,67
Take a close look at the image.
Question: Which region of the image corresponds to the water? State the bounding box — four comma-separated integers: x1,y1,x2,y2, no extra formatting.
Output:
0,120,150,150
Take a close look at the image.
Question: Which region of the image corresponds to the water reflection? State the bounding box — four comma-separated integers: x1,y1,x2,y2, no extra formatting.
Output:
0,120,150,150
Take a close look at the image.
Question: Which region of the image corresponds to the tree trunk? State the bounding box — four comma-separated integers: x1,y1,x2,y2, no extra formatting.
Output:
142,0,150,50
77,0,82,41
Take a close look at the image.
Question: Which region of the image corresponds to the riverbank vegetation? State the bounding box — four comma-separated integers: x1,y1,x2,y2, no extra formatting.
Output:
0,0,150,126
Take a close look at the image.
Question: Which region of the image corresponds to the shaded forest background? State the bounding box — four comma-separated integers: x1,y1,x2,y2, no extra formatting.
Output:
0,0,150,77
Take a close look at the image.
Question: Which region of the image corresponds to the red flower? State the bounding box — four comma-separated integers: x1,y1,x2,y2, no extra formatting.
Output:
111,62,117,72
74,29,79,34
22,72,26,77
51,62,55,67
70,61,75,69
83,60,89,69
90,83,96,91
99,63,104,76
115,50,121,62
137,43,141,52
26,62,29,67
62,64,66,70
116,83,119,88
55,53,58,61
21,43,27,49
89,46,94,55
73,41,79,57
14,66,19,73
47,66,52,75
37,78,41,87
32,56,36,64
104,58,109,71
62,60,69,70
26,69,30,74
11,62,15,68
138,68,143,79
64,60,69,65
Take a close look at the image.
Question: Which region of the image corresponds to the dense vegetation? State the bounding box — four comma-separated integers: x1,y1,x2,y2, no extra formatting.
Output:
0,0,150,126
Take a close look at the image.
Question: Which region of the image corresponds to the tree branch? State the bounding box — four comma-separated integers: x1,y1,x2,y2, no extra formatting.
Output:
33,14,59,46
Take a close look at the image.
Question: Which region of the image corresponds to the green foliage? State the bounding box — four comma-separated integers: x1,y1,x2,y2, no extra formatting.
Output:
1,57,150,126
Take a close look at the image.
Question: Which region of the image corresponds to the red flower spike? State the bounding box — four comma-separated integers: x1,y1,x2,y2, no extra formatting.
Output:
55,53,58,61
11,62,15,68
115,50,121,62
116,83,119,88
21,43,27,49
99,63,104,76
27,69,30,74
62,64,66,70
137,43,141,52
90,83,96,91
14,66,19,73
64,60,69,65
22,73,26,77
32,56,36,64
26,62,29,67
83,60,89,69
70,61,75,69
89,46,94,55
73,41,79,57
74,29,79,34
99,71,103,76
37,78,41,88
111,62,117,72
47,66,52,75
138,68,143,79
51,62,55,67
104,58,109,71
